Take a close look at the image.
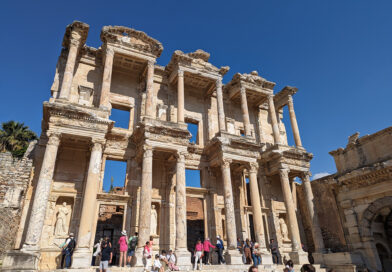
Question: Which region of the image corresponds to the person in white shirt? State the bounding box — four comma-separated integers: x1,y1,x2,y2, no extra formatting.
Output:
152,254,162,272
166,250,179,271
92,238,102,266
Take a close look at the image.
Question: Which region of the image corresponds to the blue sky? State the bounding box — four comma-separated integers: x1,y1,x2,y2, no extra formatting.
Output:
1,1,391,184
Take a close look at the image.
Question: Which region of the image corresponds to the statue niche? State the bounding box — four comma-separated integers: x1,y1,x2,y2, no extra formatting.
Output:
279,216,290,242
53,198,73,238
150,204,159,236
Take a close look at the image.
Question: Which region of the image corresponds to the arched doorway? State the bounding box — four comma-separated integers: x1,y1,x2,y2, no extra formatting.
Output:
360,196,392,271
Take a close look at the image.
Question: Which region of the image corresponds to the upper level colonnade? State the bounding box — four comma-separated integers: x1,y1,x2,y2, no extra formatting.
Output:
52,21,303,148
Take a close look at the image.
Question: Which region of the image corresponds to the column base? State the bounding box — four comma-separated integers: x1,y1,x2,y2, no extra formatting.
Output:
260,251,273,265
71,247,92,268
289,250,308,264
224,249,243,265
1,249,40,271
134,247,146,267
175,248,192,270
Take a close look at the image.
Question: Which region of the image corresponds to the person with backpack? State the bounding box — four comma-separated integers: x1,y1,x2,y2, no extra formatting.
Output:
127,232,138,266
61,233,76,269
216,235,225,264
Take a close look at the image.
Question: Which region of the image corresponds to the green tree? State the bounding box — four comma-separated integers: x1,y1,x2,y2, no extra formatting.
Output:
109,176,114,193
0,121,37,158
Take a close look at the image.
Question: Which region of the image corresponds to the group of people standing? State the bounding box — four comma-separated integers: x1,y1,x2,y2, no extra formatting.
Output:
192,235,225,270
237,238,263,266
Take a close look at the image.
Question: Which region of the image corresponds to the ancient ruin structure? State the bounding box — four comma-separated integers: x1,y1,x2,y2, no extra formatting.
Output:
306,127,392,272
2,21,327,271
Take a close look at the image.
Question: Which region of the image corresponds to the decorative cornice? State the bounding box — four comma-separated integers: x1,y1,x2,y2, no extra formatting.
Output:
62,21,89,49
227,71,276,90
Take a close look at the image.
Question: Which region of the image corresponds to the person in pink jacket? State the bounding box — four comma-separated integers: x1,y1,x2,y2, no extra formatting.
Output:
202,238,215,265
118,230,128,267
194,239,204,270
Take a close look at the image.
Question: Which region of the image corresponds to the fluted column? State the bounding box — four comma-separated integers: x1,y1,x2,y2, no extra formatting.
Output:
175,152,187,249
59,33,81,100
99,46,114,110
268,95,281,144
221,159,237,250
248,163,267,249
301,172,325,252
23,132,61,251
145,60,155,118
240,87,251,136
177,69,184,123
216,78,226,131
279,168,301,251
137,147,153,247
287,96,302,147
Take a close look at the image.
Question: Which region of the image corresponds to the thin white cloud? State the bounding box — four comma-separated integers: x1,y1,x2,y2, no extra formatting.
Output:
312,172,330,180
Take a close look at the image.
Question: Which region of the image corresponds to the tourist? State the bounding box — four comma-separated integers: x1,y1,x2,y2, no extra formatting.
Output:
283,268,290,272
143,241,152,271
160,250,169,271
152,254,163,272
252,242,261,266
237,238,244,263
118,230,128,267
244,239,252,264
300,264,316,272
167,249,179,271
99,239,112,272
61,233,76,269
127,232,138,266
285,260,294,272
270,238,280,264
248,264,258,272
216,235,225,264
194,238,204,270
203,237,215,265
92,238,102,266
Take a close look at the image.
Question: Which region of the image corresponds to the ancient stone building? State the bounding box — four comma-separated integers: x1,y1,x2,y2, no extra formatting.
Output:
2,21,326,271
307,127,392,272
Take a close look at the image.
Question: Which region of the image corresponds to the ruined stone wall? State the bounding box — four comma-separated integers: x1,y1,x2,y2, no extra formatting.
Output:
0,143,35,259
300,177,348,253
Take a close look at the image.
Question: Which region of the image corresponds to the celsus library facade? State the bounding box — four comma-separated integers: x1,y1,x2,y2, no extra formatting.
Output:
3,21,332,271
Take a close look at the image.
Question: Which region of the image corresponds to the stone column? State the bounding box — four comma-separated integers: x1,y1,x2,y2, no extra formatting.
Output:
301,172,325,253
72,139,104,268
175,152,191,267
177,69,185,123
144,60,155,118
240,87,251,136
248,163,267,248
216,78,226,131
22,132,61,251
99,46,114,110
59,33,81,100
135,146,153,266
221,159,242,264
279,169,308,263
287,96,303,147
268,95,281,144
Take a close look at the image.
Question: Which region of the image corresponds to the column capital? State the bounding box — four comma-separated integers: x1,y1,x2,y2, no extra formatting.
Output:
105,46,115,56
175,151,187,163
47,132,61,146
143,146,153,158
178,69,184,77
240,85,246,94
147,59,155,67
91,138,105,151
278,168,290,178
299,171,311,182
215,77,222,88
287,94,294,103
249,162,259,173
69,38,81,48
221,158,232,169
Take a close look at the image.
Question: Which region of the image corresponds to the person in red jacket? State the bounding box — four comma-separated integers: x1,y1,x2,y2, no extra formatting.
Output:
202,238,216,265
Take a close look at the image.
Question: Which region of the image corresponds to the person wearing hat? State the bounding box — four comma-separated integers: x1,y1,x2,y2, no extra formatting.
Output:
215,235,225,264
118,230,128,267
61,233,76,269
166,249,179,271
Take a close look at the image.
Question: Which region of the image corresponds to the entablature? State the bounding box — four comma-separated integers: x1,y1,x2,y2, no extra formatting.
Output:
273,86,298,110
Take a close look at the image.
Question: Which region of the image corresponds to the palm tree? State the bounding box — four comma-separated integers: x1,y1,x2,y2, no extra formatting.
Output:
0,121,37,157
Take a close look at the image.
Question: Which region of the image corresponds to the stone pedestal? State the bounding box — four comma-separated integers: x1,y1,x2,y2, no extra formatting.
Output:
133,247,145,267
71,247,92,268
260,252,274,265
1,250,40,271
175,248,192,269
224,249,243,265
289,251,308,264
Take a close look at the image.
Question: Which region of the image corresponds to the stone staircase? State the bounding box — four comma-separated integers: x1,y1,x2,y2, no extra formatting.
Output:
46,263,327,272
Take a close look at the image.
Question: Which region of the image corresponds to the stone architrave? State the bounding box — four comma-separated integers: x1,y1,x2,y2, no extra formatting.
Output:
174,151,191,268
220,159,243,264
177,70,185,123
99,46,114,110
216,78,226,131
72,138,104,268
22,132,61,252
145,60,155,118
301,172,325,253
134,147,153,267
59,32,81,100
240,86,251,136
